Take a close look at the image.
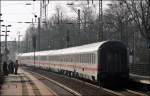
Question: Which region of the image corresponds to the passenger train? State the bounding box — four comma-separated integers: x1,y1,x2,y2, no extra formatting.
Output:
17,41,129,87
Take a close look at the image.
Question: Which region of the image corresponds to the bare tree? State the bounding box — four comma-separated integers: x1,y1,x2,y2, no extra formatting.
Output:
124,0,150,46
124,0,150,76
104,1,132,43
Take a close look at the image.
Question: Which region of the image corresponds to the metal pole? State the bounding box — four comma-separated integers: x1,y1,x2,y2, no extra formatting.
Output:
18,32,20,53
38,17,40,51
78,9,80,45
17,31,22,53
0,0,1,64
25,38,27,53
4,26,9,62
5,26,7,52
98,0,103,41
34,48,35,68
66,30,69,47
120,1,123,41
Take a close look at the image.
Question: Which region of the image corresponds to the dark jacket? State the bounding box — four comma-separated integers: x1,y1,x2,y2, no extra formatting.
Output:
3,62,8,75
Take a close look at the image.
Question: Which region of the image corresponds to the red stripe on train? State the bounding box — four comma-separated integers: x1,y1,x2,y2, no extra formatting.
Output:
21,60,98,72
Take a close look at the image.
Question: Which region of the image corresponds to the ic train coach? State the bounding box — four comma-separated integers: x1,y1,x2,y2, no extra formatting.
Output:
17,41,129,86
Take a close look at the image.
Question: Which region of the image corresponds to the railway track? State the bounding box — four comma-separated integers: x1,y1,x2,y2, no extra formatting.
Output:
70,76,149,96
23,68,81,96
23,66,149,96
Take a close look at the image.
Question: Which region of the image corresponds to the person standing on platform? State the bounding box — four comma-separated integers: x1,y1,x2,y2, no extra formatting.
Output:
3,61,8,75
14,60,19,75
8,60,14,74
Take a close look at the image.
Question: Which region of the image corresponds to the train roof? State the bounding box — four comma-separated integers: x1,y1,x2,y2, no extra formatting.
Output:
19,41,124,56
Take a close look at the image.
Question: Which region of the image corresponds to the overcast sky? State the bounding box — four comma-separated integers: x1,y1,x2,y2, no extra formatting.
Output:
1,1,109,41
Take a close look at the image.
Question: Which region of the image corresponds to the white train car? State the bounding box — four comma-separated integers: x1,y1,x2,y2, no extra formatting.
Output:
18,41,129,86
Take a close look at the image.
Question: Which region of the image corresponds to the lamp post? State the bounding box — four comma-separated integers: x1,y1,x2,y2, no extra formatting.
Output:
98,0,103,41
67,3,81,45
1,25,11,62
25,1,42,51
17,31,23,53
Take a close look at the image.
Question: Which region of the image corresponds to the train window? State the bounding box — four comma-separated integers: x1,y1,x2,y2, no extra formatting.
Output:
89,54,91,64
52,56,54,61
53,56,54,61
70,55,72,62
50,56,52,61
61,56,62,62
64,56,65,62
73,55,75,63
66,55,68,62
41,56,47,61
35,56,38,60
79,54,80,63
85,54,88,63
92,54,95,64
28,56,30,60
78,54,80,63
67,55,68,62
83,54,85,63
67,55,69,62
27,57,29,60
65,55,67,62
82,54,84,63
49,56,50,61
49,56,51,61
86,54,88,63
80,54,82,63
57,56,59,62
87,54,89,63
54,56,56,61
88,54,90,64
76,54,78,63
93,54,95,64
85,54,87,63
63,56,65,62
81,54,84,63
74,55,75,63
92,54,94,64
84,54,86,63
68,55,70,62
90,54,93,64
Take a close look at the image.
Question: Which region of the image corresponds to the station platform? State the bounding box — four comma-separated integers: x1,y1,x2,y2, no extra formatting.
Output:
0,68,56,96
